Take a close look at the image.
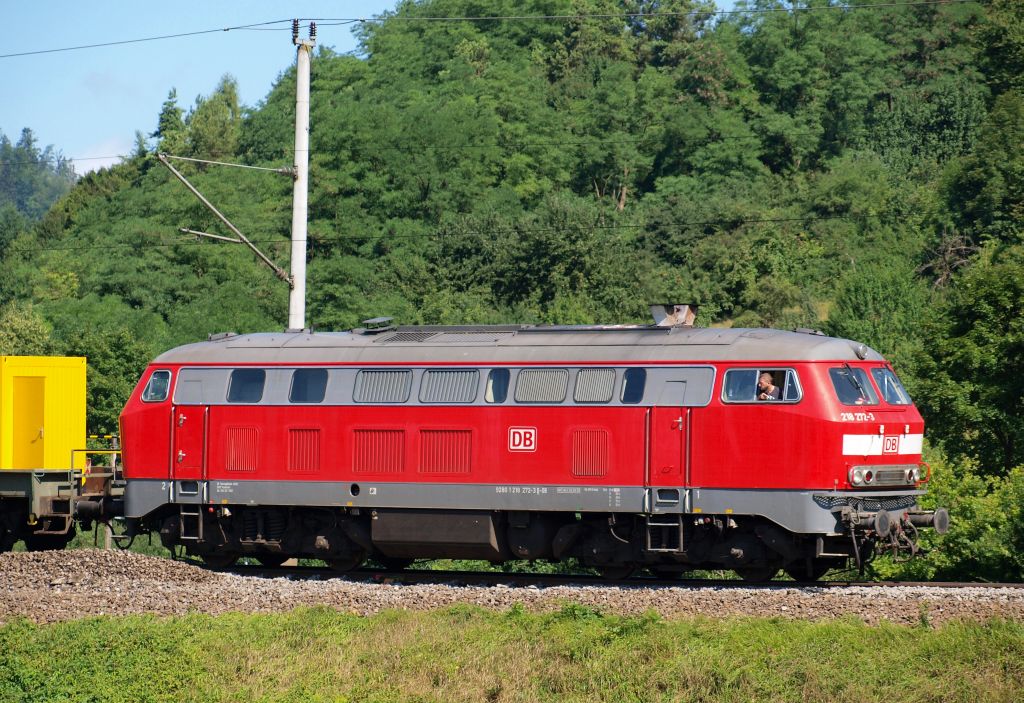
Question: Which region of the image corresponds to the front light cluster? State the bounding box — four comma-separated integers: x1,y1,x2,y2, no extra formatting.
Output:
849,468,875,486
848,465,921,487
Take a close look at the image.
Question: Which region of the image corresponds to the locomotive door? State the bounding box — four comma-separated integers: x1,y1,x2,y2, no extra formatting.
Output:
171,405,207,481
648,381,689,489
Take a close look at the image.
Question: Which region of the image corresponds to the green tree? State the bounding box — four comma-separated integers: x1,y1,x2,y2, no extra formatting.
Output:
0,302,56,356
151,88,187,154
187,75,242,158
944,90,1024,243
916,244,1024,475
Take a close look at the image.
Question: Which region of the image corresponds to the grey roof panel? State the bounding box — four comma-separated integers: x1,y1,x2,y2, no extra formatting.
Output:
152,325,884,365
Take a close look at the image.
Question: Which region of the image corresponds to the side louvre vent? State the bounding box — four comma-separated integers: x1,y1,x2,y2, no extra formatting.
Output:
353,429,405,474
354,370,413,403
420,430,472,474
574,368,615,403
420,370,479,403
515,369,568,403
288,428,321,473
572,429,608,478
226,426,258,472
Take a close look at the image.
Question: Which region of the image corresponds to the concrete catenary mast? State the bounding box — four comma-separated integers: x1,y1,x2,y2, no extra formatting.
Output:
289,19,315,331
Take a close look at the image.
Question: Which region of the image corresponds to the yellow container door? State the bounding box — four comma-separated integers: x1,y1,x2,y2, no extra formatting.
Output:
13,376,45,469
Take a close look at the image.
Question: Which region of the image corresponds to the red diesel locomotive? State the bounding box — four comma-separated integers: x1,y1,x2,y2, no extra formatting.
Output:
110,309,948,580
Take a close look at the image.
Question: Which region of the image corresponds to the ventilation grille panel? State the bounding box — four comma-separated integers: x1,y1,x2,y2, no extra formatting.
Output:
288,428,321,473
226,426,258,472
353,429,405,474
354,370,412,403
429,332,514,343
420,430,472,474
574,368,615,403
515,369,568,403
375,331,436,344
572,429,608,477
420,370,479,403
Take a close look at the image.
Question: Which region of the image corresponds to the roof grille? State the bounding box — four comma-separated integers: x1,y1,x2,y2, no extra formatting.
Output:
375,331,437,344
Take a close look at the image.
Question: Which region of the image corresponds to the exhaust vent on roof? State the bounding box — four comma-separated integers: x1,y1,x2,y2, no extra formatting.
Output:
650,304,698,327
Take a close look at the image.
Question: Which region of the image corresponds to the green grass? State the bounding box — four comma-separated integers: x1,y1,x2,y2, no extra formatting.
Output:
0,606,1021,702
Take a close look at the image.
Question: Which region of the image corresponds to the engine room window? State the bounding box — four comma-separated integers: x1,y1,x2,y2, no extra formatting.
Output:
354,369,412,403
870,367,911,405
141,370,171,402
574,368,615,403
621,368,646,404
829,366,879,406
722,368,801,403
289,368,328,404
227,369,266,404
485,369,510,403
515,369,568,403
420,369,479,403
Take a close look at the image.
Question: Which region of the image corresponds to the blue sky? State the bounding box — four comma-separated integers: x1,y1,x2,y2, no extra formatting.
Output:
1,1,736,173
0,1,394,171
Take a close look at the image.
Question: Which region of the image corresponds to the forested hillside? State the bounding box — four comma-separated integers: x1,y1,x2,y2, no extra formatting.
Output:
0,128,75,254
1,0,1021,577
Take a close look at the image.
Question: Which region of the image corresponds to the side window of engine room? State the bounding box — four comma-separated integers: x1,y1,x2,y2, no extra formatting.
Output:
227,368,267,404
722,368,801,403
829,366,879,406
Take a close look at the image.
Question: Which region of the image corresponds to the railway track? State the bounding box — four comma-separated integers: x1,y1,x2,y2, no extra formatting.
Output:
221,563,1024,590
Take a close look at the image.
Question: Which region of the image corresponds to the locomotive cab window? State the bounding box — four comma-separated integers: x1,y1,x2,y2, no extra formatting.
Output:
289,368,328,403
227,369,266,403
870,367,911,405
485,369,510,403
829,366,879,406
141,369,172,402
722,368,801,403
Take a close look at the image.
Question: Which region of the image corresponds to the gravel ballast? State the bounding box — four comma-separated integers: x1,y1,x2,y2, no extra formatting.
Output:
2,549,1021,625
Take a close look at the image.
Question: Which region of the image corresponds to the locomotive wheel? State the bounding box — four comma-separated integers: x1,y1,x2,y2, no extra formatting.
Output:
735,566,780,583
256,554,289,568
327,552,366,573
597,565,637,580
201,553,239,570
649,567,689,580
376,557,414,571
784,562,831,582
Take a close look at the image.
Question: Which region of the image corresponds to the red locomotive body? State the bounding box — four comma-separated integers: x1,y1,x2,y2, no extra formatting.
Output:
117,322,947,579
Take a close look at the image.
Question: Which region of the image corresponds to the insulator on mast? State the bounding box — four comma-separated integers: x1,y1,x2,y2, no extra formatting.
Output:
310,22,317,41
292,19,300,44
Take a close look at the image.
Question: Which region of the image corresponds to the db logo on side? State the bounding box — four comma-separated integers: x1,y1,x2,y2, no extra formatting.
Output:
883,436,900,454
509,427,537,452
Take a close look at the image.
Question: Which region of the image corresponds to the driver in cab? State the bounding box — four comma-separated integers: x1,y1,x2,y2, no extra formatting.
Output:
758,372,781,401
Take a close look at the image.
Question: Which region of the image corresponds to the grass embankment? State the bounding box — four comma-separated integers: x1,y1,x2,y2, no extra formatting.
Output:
1,606,1021,703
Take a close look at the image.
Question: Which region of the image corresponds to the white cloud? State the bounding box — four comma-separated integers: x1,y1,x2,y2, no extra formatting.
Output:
73,135,134,174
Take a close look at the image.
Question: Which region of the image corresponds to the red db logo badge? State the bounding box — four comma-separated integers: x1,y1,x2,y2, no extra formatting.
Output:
883,436,900,454
509,427,537,452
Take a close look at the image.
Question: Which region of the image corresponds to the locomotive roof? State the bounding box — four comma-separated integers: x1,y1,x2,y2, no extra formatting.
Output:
152,325,885,365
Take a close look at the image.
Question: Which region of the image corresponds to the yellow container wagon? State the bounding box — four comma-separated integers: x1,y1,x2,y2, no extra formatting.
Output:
0,356,87,471
0,356,88,550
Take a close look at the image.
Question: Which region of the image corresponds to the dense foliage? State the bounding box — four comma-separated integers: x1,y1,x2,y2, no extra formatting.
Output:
1,0,1021,578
